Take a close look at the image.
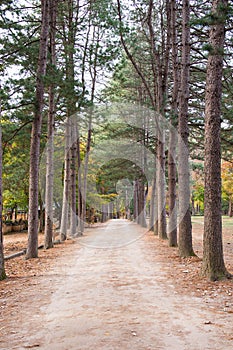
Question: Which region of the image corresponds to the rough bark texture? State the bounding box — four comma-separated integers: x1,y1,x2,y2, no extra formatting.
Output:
134,180,139,221
0,109,6,280
154,165,159,236
60,119,71,241
26,0,50,259
66,4,77,237
149,177,156,231
157,138,167,239
70,122,77,237
178,0,195,257
138,179,147,228
202,0,230,280
77,126,83,234
168,128,177,246
168,0,178,247
78,24,99,234
44,0,57,249
60,0,78,240
150,0,169,241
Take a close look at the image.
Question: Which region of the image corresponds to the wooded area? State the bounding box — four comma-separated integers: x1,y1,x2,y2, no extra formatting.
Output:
0,0,233,281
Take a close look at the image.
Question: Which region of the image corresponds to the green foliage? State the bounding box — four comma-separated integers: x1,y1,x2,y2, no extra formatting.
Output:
0,0,233,228
202,43,225,56
221,161,233,201
2,120,30,212
190,1,231,27
192,184,204,205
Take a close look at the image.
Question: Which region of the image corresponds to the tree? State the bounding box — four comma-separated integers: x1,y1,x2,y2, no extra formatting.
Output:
116,0,170,236
26,0,50,259
168,0,178,247
58,0,79,240
0,85,6,280
202,0,231,280
178,0,195,257
60,118,71,241
79,114,92,235
44,0,58,249
70,119,77,237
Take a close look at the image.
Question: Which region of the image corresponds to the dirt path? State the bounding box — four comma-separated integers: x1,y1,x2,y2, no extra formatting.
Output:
1,219,233,349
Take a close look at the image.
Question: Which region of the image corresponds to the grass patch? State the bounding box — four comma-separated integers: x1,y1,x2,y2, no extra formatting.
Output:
191,215,233,227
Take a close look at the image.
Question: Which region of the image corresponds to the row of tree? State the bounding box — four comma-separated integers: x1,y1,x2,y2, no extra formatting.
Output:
103,0,232,280
0,0,232,281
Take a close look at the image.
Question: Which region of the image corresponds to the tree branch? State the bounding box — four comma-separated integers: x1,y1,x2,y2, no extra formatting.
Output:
3,120,32,151
116,0,155,108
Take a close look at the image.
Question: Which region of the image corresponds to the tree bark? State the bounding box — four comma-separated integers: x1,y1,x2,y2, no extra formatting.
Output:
137,178,147,228
154,209,159,234
0,89,6,280
78,25,100,235
147,0,168,240
44,113,55,245
168,127,178,246
154,164,159,236
133,180,139,221
60,118,71,241
157,137,167,239
178,0,195,257
149,176,156,231
202,0,230,280
69,121,77,237
26,0,50,259
79,116,92,235
44,0,57,249
77,126,82,233
60,0,78,240
66,2,77,237
168,0,178,247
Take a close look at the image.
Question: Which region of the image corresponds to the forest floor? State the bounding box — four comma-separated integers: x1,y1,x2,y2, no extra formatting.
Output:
0,218,233,349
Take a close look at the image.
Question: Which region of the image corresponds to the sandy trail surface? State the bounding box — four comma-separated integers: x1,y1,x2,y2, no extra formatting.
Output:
1,219,233,349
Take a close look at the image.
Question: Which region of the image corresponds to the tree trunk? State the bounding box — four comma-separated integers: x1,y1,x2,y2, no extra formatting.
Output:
154,164,159,235
60,118,71,241
26,0,50,259
66,3,77,237
149,176,156,231
60,0,78,240
0,91,6,280
44,0,57,249
77,126,82,234
178,0,195,257
137,178,147,228
148,0,168,240
157,136,167,239
168,127,178,247
38,196,44,233
69,121,77,237
101,204,107,223
78,24,100,234
168,0,178,247
202,0,230,280
79,115,92,235
133,180,138,221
